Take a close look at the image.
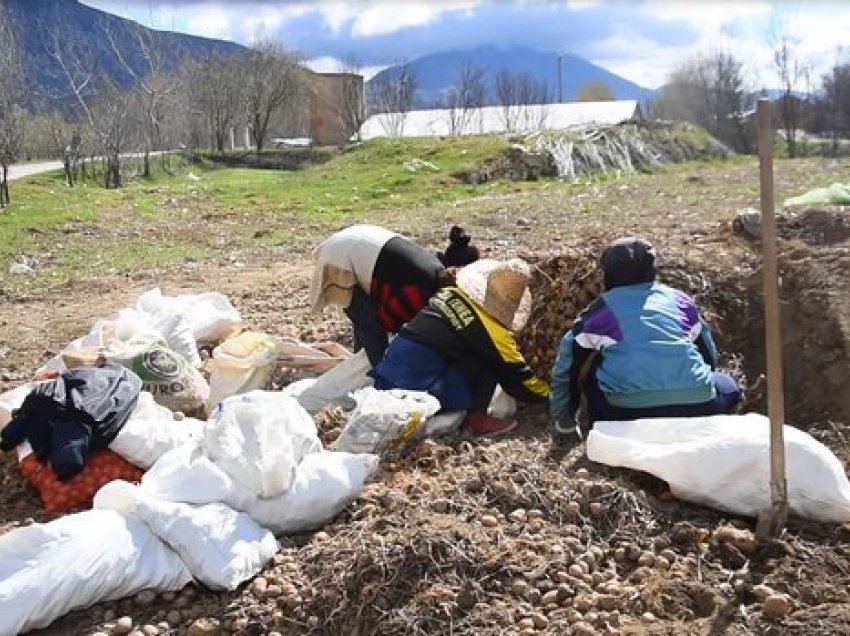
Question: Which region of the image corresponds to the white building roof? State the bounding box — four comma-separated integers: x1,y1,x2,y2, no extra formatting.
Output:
360,100,642,139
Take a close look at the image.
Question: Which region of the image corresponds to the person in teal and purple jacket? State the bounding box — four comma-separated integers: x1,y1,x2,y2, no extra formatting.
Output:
550,237,741,436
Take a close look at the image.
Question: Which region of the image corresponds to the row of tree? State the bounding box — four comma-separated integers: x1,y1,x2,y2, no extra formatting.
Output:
0,5,308,204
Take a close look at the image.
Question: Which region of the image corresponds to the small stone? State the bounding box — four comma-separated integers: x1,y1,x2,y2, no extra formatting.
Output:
531,612,549,628
642,611,657,622
457,582,478,610
527,509,545,520
753,584,775,601
637,551,656,567
597,594,619,611
135,590,156,606
103,610,117,622
659,548,677,563
762,594,792,620
481,515,499,528
264,585,283,599
512,580,529,596
566,501,582,518
572,622,596,636
188,618,220,636
715,525,757,554
589,502,605,517
516,617,535,629
251,577,268,595
541,590,559,606
509,508,528,523
654,555,671,570
314,531,330,541
141,626,159,636
166,611,182,626
433,498,449,512
113,617,134,634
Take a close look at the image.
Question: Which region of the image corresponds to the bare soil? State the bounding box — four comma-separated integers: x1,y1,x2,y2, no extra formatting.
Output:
1,158,850,635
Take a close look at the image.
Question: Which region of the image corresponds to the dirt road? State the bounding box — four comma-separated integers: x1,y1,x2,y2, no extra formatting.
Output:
7,161,63,181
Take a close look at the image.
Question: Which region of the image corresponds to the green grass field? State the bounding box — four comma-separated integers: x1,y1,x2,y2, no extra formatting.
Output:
1,133,846,293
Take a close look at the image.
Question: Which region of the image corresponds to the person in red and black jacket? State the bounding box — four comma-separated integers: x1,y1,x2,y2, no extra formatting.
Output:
309,224,457,365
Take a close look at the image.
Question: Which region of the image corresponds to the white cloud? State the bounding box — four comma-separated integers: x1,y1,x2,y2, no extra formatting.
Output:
305,56,386,80
184,7,233,40
350,1,483,37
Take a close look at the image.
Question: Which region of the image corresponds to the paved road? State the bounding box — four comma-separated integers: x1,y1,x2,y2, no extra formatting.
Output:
7,161,63,181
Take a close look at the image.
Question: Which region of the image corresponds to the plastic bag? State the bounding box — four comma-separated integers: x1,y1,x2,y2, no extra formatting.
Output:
488,386,517,419
333,388,441,456
109,393,205,469
205,332,282,409
95,481,278,591
277,339,352,374
136,288,242,345
294,349,373,414
586,413,850,523
246,451,379,534
0,509,191,635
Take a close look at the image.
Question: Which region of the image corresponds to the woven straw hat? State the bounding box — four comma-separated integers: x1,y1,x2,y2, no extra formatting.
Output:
456,258,532,331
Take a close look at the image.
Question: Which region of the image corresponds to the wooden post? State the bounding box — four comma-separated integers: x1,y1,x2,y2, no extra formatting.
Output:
755,98,789,540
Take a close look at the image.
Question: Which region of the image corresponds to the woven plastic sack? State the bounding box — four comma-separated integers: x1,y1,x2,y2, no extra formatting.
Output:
587,413,850,523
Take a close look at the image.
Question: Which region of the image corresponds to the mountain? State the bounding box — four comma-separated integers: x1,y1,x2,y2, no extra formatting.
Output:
1,0,244,107
367,46,654,108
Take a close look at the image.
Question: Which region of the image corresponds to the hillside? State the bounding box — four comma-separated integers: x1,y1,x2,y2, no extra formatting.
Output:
1,0,244,105
368,45,654,108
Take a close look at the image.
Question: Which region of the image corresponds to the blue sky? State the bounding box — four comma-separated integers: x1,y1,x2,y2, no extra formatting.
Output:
81,1,849,89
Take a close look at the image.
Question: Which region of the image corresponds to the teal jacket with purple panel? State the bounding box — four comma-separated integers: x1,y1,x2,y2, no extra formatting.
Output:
549,281,719,425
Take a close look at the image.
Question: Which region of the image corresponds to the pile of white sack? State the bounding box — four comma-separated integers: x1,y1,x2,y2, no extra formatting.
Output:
0,289,379,634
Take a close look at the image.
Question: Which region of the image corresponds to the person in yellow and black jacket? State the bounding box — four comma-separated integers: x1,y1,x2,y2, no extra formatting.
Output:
370,258,550,436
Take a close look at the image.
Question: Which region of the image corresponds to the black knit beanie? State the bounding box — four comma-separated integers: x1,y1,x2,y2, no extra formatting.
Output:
600,237,657,290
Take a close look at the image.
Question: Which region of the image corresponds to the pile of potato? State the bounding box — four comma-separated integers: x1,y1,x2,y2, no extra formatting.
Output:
519,251,604,380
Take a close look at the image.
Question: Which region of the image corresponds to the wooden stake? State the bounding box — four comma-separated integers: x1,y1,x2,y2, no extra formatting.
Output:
755,98,789,540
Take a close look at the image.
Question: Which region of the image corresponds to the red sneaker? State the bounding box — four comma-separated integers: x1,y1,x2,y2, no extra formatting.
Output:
465,413,518,436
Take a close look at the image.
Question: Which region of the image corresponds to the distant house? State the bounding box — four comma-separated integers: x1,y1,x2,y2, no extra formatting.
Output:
359,100,643,139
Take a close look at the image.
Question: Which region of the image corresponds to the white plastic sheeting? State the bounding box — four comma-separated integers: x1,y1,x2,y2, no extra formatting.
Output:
360,101,642,140
587,413,850,522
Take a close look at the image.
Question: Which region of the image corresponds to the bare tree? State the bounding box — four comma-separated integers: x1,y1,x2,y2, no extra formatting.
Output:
653,48,752,152
444,61,487,135
495,69,519,132
516,73,550,131
822,50,850,151
575,80,615,102
190,53,245,152
369,63,417,137
105,23,184,176
771,17,810,158
336,56,367,142
0,3,24,206
243,42,303,153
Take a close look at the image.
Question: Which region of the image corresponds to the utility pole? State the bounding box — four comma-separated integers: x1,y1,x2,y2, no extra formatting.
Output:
557,55,564,103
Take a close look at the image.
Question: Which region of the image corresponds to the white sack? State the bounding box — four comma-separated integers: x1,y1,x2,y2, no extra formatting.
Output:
295,349,373,414
206,332,282,409
247,451,379,534
333,387,441,456
205,394,320,498
109,392,206,469
136,288,242,345
213,391,322,463
0,509,191,635
586,413,850,523
95,482,278,591
140,441,255,512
